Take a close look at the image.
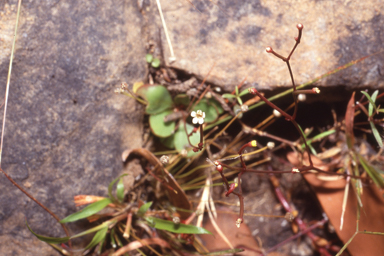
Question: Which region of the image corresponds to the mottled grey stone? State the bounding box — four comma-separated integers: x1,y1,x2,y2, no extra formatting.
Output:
0,1,145,254
156,0,384,90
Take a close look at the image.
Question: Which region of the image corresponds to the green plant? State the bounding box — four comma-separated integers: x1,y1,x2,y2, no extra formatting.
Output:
27,174,213,255
146,54,161,68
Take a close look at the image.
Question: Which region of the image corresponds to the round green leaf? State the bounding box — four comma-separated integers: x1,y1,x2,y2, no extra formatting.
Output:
174,121,200,157
145,54,153,63
151,58,161,68
116,178,125,203
159,134,175,149
149,109,176,138
192,98,223,123
136,85,173,114
174,94,190,107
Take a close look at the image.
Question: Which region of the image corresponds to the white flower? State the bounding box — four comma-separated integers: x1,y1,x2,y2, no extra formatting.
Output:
160,155,169,165
191,110,205,125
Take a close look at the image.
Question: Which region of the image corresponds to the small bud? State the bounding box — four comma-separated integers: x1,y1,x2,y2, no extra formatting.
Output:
292,168,300,173
214,87,222,93
236,218,243,228
250,140,257,147
173,216,180,225
114,88,122,94
297,94,306,102
180,149,188,157
248,88,257,94
273,109,281,118
216,165,223,172
193,148,199,152
225,182,238,196
267,142,275,149
205,91,212,99
312,87,320,94
296,23,304,30
285,212,295,222
198,142,203,148
240,104,249,112
160,155,169,165
214,161,220,166
266,46,273,53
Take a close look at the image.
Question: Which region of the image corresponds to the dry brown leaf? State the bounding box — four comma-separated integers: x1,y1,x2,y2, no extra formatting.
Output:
200,207,286,256
287,151,384,255
304,174,384,256
345,92,355,147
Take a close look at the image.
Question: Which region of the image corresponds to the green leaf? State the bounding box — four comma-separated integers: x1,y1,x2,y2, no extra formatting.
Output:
358,153,384,188
203,248,245,255
236,97,243,106
370,90,378,115
108,174,128,202
145,217,212,234
70,222,111,240
307,143,317,156
159,134,175,149
60,198,112,223
360,90,378,116
174,94,190,107
27,221,70,244
209,98,224,115
370,122,384,148
238,89,250,97
145,54,153,63
235,86,239,96
149,109,176,138
137,201,153,217
84,226,108,250
302,129,336,147
136,85,173,114
222,93,237,99
116,178,125,203
174,121,200,157
193,98,223,123
151,58,161,68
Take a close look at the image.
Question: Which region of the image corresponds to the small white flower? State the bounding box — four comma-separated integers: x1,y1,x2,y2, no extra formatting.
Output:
172,216,180,224
191,110,205,125
240,104,249,112
292,168,300,173
236,218,243,228
160,155,169,165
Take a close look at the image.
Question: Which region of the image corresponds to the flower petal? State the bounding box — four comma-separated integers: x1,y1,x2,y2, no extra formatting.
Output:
192,117,198,124
198,118,204,125
191,111,196,117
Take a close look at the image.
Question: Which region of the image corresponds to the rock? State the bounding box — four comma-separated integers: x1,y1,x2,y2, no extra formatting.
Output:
154,0,384,91
0,1,145,254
